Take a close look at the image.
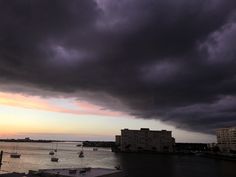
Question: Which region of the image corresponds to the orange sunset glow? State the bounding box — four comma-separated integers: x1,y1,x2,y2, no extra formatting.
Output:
0,92,122,117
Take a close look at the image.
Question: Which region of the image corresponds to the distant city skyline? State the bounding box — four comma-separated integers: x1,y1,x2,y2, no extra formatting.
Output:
0,0,235,143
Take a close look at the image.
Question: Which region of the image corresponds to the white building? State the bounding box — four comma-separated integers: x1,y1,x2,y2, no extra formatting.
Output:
116,128,175,152
216,127,236,152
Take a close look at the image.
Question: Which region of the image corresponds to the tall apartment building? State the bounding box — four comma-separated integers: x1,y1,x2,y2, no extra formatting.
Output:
216,127,236,152
115,128,175,152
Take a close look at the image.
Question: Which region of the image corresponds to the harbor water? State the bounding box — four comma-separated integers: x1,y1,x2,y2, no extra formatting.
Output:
0,142,235,177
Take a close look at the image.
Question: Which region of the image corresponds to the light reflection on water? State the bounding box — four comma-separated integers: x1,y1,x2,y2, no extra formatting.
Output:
0,142,236,177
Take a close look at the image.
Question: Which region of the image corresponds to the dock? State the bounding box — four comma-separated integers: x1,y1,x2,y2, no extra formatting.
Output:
0,168,123,177
37,168,122,177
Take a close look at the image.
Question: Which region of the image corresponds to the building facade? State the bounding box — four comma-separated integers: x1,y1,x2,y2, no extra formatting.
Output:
116,128,175,152
216,127,236,152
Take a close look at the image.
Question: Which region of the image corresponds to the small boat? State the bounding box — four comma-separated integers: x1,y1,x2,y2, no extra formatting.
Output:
49,143,56,155
49,151,55,155
51,157,59,162
79,151,84,158
79,144,84,158
10,152,21,158
10,145,21,158
115,165,121,170
50,143,59,162
93,148,98,151
54,143,58,152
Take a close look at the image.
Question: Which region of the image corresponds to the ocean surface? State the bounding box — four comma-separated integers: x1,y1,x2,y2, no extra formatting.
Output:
0,142,236,177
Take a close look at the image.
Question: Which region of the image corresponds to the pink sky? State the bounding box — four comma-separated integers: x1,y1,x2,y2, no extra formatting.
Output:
0,92,123,117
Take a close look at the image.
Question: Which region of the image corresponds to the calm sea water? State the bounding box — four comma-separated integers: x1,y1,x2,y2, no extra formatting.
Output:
0,142,235,177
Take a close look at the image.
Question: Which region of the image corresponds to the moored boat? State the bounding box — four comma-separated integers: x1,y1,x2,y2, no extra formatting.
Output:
79,151,84,158
93,148,98,151
49,151,54,155
10,152,21,158
51,157,59,162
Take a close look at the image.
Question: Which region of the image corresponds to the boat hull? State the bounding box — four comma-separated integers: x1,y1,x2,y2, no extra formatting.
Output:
51,157,59,162
10,154,21,158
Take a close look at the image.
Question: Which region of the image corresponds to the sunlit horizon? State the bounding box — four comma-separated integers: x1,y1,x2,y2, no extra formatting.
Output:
0,91,215,143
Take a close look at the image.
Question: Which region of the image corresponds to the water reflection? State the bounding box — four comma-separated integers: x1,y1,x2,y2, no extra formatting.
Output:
0,142,235,177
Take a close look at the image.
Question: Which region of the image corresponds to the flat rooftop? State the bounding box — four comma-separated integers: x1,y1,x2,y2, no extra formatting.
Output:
38,168,122,177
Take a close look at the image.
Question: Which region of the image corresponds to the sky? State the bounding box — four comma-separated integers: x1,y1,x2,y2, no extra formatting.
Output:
0,0,236,142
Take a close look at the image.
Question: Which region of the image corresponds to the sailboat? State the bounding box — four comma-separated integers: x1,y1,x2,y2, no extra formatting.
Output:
79,144,84,158
79,150,84,158
49,143,55,155
10,145,21,158
54,143,58,152
51,143,59,162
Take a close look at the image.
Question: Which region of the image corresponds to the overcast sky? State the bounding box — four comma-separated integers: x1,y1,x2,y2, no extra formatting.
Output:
0,0,235,142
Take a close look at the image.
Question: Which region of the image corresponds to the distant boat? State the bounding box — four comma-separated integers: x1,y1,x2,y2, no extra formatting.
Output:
79,151,84,158
51,143,59,162
49,151,54,155
79,144,84,158
54,143,58,152
51,156,59,162
115,165,121,170
10,145,21,158
49,143,55,155
10,152,21,158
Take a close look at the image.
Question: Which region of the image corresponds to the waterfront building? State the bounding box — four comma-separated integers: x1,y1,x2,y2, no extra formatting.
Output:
115,135,121,146
25,137,31,141
216,127,236,152
116,128,175,152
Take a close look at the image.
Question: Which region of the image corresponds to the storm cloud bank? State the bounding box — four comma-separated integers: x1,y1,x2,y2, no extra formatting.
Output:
0,0,236,133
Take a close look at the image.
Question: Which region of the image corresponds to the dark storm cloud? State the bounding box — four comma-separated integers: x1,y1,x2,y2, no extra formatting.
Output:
0,0,236,133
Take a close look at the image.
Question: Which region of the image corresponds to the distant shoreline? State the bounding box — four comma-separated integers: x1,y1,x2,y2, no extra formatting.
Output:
0,139,115,145
0,139,54,143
